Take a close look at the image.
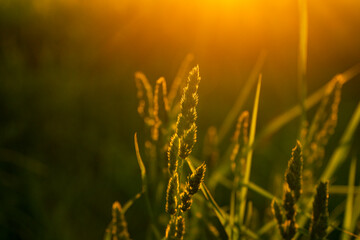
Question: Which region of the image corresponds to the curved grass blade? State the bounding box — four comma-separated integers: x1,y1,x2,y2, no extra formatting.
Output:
134,133,162,240
134,133,147,192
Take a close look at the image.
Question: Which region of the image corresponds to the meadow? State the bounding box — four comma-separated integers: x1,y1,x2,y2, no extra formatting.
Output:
1,0,360,239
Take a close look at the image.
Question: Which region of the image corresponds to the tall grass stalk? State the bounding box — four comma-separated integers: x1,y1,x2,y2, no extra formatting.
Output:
239,75,262,227
134,133,162,239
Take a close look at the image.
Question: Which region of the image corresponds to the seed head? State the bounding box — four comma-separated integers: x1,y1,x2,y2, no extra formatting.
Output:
165,218,176,240
166,174,179,215
104,201,131,240
272,199,285,237
180,191,192,212
153,77,170,125
186,162,206,195
230,111,249,172
176,66,201,137
285,140,303,201
283,189,297,240
179,123,197,159
310,181,329,240
134,72,153,121
175,215,185,240
305,79,342,165
168,134,180,175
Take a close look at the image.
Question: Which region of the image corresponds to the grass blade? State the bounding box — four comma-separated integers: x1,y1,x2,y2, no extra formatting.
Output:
134,133,162,240
239,75,262,225
134,132,147,192
341,156,357,240
218,51,266,143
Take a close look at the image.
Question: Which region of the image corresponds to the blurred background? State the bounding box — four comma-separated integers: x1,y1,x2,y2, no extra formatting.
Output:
1,0,360,239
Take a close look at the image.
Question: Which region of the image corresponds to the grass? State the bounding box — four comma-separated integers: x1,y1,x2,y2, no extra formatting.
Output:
104,58,360,239
103,4,360,237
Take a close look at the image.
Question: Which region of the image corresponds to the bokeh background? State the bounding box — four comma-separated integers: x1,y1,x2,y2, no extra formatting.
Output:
1,0,360,239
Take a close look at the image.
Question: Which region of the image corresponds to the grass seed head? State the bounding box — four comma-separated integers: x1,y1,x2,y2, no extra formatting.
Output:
230,111,249,172
154,77,170,125
285,140,303,201
283,191,296,221
272,199,285,237
166,173,179,215
175,215,185,240
105,201,131,240
168,134,180,175
305,79,342,166
134,72,154,123
165,218,177,240
176,66,200,137
180,191,192,212
310,181,329,240
179,123,197,159
186,162,206,195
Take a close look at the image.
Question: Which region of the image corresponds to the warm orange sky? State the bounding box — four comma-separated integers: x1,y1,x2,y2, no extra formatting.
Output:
4,0,360,111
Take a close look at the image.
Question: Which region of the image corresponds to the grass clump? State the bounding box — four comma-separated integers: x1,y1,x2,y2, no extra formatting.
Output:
104,61,360,240
165,65,206,240
103,50,360,240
